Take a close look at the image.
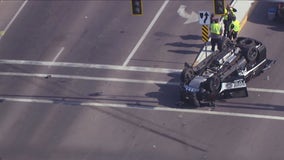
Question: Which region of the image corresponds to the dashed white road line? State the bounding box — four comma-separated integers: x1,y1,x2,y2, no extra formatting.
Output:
0,0,28,40
1,96,284,121
122,0,170,66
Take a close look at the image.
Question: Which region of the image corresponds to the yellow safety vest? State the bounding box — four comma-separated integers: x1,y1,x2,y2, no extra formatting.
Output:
211,23,221,35
230,20,240,32
224,8,235,20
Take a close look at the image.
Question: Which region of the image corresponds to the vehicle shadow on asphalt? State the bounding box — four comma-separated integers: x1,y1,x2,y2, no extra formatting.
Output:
145,72,180,108
145,72,208,109
145,71,214,109
248,1,284,31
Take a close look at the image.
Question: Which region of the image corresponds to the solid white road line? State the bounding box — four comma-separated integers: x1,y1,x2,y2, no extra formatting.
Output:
0,72,179,86
84,102,284,121
0,97,52,104
0,71,284,95
1,96,284,121
0,59,181,73
248,88,284,94
122,0,170,66
0,0,28,40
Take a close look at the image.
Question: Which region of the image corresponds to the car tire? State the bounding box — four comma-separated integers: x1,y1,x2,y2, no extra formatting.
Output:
183,67,195,83
238,38,255,48
246,46,259,62
209,76,221,92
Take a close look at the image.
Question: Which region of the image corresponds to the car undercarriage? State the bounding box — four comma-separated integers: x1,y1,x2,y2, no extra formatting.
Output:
179,37,274,107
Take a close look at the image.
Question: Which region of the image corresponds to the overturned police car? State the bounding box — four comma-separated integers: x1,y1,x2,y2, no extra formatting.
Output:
180,37,273,107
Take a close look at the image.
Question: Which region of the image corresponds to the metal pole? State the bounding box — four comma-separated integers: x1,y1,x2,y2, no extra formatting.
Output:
205,24,209,58
205,42,207,58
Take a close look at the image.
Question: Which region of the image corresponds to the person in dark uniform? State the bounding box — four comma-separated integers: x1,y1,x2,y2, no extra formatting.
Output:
223,4,237,37
208,90,216,110
180,62,194,85
207,76,220,109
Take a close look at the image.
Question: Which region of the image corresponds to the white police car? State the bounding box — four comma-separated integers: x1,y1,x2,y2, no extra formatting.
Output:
180,37,273,107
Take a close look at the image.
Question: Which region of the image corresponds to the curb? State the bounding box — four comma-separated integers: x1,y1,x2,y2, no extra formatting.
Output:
240,14,248,32
239,0,256,32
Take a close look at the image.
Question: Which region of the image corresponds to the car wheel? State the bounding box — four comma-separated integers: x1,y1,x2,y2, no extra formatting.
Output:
209,76,221,92
181,63,195,83
246,47,259,62
238,38,255,48
183,67,195,83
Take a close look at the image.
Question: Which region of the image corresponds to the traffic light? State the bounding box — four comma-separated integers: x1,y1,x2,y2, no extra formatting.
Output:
213,0,225,15
131,0,143,15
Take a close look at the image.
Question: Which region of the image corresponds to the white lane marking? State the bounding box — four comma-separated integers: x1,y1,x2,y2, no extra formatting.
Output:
248,88,284,94
83,102,284,121
122,0,170,66
0,71,284,95
1,96,284,121
0,0,28,40
0,72,179,86
52,47,64,63
0,97,52,103
0,59,181,73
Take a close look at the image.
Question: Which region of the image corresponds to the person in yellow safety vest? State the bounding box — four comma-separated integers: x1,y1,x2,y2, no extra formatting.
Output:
223,4,237,37
210,19,223,52
229,15,240,40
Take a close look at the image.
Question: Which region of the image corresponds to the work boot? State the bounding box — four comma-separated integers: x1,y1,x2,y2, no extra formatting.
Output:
209,101,216,111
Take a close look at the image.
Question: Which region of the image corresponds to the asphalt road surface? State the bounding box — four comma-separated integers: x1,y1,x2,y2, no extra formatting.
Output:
0,1,284,160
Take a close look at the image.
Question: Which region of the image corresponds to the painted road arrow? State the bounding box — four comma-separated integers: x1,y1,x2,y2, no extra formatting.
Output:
177,5,198,24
